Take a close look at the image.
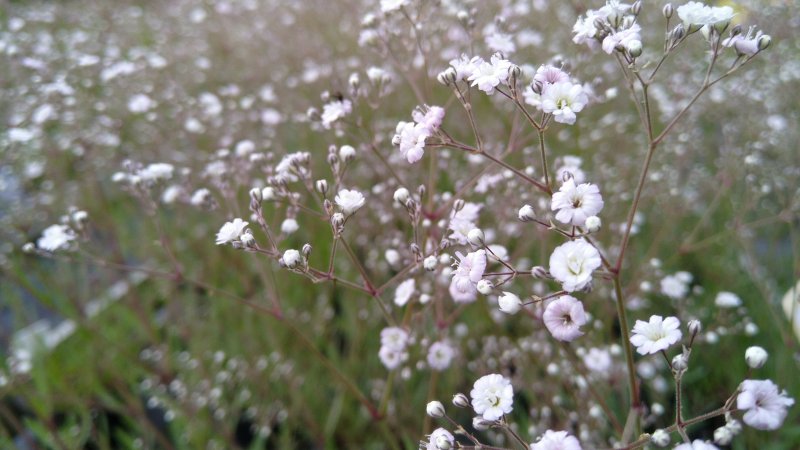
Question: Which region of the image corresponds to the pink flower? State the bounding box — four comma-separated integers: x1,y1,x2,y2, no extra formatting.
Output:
737,379,795,430
449,250,486,303
543,295,588,342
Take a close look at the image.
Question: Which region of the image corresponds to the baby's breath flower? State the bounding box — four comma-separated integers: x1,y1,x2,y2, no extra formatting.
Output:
629,315,682,355
215,218,248,245
469,373,513,421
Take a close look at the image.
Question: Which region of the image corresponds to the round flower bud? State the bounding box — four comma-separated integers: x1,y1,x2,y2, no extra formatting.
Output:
302,243,313,257
758,34,772,51
426,401,445,418
281,249,303,269
472,416,492,431
744,346,768,369
518,204,536,221
240,232,256,248
531,266,550,279
435,435,452,450
339,145,356,163
671,354,688,372
726,419,742,435
498,292,522,315
393,187,410,204
249,187,262,203
261,186,276,201
452,393,470,408
585,215,602,233
627,39,643,58
423,255,438,271
467,228,485,247
714,426,734,446
651,429,670,447
331,213,345,228
476,279,493,295
437,67,457,86
22,242,35,253
315,179,328,195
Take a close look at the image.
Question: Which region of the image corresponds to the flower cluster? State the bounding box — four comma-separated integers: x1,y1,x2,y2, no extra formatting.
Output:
393,106,445,164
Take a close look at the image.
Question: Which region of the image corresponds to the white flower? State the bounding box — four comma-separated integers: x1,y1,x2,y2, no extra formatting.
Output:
602,23,641,54
677,2,734,31
530,429,583,450
449,54,481,81
551,179,604,226
660,273,689,300
37,224,75,251
139,163,174,182
715,291,742,308
393,106,445,164
723,27,766,56
543,295,588,342
281,218,299,234
583,348,612,373
674,440,719,450
215,218,248,245
427,341,455,371
629,315,682,355
541,81,588,125
572,10,606,50
335,189,366,216
450,250,487,303
380,327,409,351
485,32,516,54
379,345,407,370
556,156,586,184
127,93,155,113
498,292,522,315
533,65,570,87
745,346,768,369
282,249,303,269
394,279,416,307
467,54,512,94
321,99,352,129
425,428,454,450
737,379,794,430
548,239,602,292
470,373,513,421
380,0,409,13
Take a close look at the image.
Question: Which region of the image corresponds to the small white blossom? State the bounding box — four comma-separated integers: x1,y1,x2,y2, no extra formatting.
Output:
215,218,248,245
394,278,416,307
282,249,303,269
281,218,299,234
530,429,583,450
321,99,352,129
467,54,512,94
470,373,513,421
541,82,588,125
424,428,454,450
745,346,768,369
674,440,720,450
548,239,602,292
715,291,742,308
498,292,522,315
551,179,604,226
37,224,75,251
543,296,588,342
427,341,455,371
335,189,366,216
629,315,682,355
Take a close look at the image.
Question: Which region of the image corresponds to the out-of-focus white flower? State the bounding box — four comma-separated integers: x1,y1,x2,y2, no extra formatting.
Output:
37,224,75,251
674,440,720,450
470,373,513,421
723,27,768,56
468,54,512,94
572,10,606,50
380,0,409,13
447,202,481,245
677,2,734,32
393,106,445,164
737,379,795,430
335,189,366,216
715,291,742,308
128,93,156,113
281,218,299,234
379,327,410,370
498,292,522,315
321,99,352,128
530,429,583,450
427,341,455,371
551,179,604,226
602,23,641,54
660,273,690,300
394,278,415,307
556,156,586,184
583,347,612,373
449,54,481,81
629,315,682,355
543,296,588,342
449,250,487,303
139,163,174,182
215,218,248,245
282,249,303,269
541,81,588,125
548,239,602,292
745,346,768,369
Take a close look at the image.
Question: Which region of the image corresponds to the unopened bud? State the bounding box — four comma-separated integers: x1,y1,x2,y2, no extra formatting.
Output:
744,346,768,369
316,179,328,195
467,228,485,247
585,216,602,233
714,426,734,446
393,187,410,204
472,416,493,430
348,73,360,90
726,419,742,435
631,0,642,16
424,255,438,271
688,319,702,336
672,354,688,372
339,145,356,163
477,279,493,295
671,23,686,41
331,212,345,229
758,34,771,51
627,39,643,58
434,435,452,450
531,266,550,279
518,204,536,221
531,80,544,95
22,242,35,253
453,199,465,212
281,249,303,269
302,243,313,257
261,187,275,201
306,107,320,122
249,187,262,204
452,393,470,408
662,3,673,20
730,24,743,37
651,429,670,447
426,401,445,418
498,291,522,315
437,67,457,86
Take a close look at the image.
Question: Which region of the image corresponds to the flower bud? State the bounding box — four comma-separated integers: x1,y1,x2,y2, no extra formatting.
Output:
662,3,673,20
453,199,465,212
393,187,410,204
22,242,35,253
627,39,643,58
240,232,256,248
426,401,445,418
518,204,536,221
452,393,470,408
423,255,438,271
316,179,328,195
498,292,522,315
714,425,734,446
302,243,313,257
339,145,356,163
631,0,642,16
726,419,742,435
281,249,303,269
261,186,275,201
671,23,686,41
435,435,452,450
758,34,772,51
651,429,670,447
331,212,345,228
472,416,492,431
531,266,550,279
437,67,457,86
585,216,602,233
671,354,688,372
730,24,743,37
688,319,702,336
467,228,485,247
476,279,493,295
744,346,768,369
348,73,360,90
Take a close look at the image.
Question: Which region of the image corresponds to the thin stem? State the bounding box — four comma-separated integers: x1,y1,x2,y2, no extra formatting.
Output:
613,276,641,442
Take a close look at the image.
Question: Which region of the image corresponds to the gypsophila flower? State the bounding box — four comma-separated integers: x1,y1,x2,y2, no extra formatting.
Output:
602,23,642,54
380,0,409,14
677,2,734,32
673,440,720,450
448,202,481,244
530,430,583,450
745,346,768,369
583,347,613,373
449,54,481,81
37,224,75,251
379,327,410,370
498,292,522,315
557,156,586,184
737,379,795,430
425,428,454,450
393,106,445,164
660,273,690,300
335,189,366,216
572,10,606,50
723,27,767,56
543,295,588,342
467,54,512,95
321,98,352,129
449,250,487,303
281,218,299,234
282,249,303,269
394,278,416,307
549,239,602,292
427,341,455,371
534,65,570,87
630,315,682,355
715,291,742,308
551,179,604,226
541,81,588,125
215,218,248,245
470,373,513,421
138,163,174,182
